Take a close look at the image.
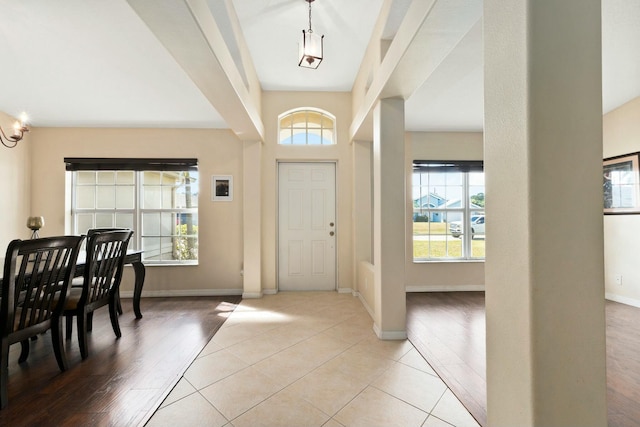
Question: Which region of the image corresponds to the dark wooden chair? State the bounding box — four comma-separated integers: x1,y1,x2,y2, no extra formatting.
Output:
64,230,133,359
84,228,133,316
1,235,84,409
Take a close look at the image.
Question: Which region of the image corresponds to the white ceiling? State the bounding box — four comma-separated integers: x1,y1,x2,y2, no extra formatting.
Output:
0,0,638,133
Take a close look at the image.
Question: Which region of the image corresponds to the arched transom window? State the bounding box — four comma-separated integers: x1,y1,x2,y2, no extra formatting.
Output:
278,108,336,145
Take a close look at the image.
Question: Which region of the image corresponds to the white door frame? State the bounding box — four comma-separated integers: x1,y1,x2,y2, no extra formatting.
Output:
276,160,338,291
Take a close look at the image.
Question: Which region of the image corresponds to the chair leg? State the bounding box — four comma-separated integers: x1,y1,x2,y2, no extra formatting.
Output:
117,292,123,315
1,341,9,409
65,314,73,340
18,340,30,363
51,316,68,371
77,311,89,359
87,312,93,332
109,299,122,338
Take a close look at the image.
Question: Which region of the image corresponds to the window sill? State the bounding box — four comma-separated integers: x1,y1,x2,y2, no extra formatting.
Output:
413,259,485,264
139,262,199,267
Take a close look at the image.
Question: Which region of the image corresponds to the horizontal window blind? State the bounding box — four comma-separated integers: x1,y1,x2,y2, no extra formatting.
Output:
64,158,198,172
413,160,483,173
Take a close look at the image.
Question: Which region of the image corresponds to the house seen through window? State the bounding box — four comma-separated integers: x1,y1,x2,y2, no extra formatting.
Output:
66,158,198,265
278,108,335,145
412,160,485,261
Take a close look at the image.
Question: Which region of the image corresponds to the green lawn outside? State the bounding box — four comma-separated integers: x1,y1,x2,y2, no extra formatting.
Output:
413,221,485,259
413,239,485,258
413,222,448,235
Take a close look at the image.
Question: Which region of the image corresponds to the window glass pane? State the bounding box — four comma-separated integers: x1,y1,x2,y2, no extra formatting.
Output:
77,171,95,185
116,186,135,209
430,172,446,186
446,186,464,207
161,212,173,236
280,129,292,144
321,115,333,129
446,236,463,257
471,236,486,258
76,187,95,209
142,212,161,236
177,213,198,235
469,172,485,209
96,187,115,209
280,115,293,129
115,213,134,230
160,237,174,260
175,235,198,260
447,172,463,185
176,185,198,208
432,186,446,201
321,129,333,145
76,214,94,233
95,213,113,228
307,129,322,145
292,112,307,127
116,171,135,185
142,171,162,185
161,186,173,209
97,171,115,185
307,112,322,128
143,186,162,209
292,130,306,145
141,237,161,261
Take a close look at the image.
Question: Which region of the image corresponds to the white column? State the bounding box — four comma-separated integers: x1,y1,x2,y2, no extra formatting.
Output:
484,1,606,425
372,98,406,339
242,140,262,298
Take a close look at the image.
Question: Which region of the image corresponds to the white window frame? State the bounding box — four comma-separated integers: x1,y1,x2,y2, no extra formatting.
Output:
278,107,336,145
69,169,199,265
412,161,485,262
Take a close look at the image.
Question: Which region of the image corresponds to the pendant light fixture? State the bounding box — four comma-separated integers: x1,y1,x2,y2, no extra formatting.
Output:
298,0,324,69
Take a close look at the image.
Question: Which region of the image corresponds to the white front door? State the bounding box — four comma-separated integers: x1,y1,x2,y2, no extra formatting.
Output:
278,162,336,291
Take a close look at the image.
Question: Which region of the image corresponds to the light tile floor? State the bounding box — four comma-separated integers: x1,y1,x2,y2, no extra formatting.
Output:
146,292,480,427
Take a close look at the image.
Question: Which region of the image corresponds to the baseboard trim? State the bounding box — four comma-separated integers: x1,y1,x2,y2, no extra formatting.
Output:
263,289,278,295
355,291,375,320
406,285,485,293
337,287,353,294
605,292,640,308
373,322,407,340
242,292,263,299
120,289,243,298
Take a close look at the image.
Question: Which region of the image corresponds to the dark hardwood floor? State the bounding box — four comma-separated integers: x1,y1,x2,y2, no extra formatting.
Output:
6,292,636,426
407,292,640,427
0,296,240,427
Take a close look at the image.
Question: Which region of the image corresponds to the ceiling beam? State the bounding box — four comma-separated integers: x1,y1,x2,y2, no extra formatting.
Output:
350,0,482,141
126,0,264,141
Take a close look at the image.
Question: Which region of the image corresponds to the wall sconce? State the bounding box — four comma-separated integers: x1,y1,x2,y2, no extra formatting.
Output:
1,112,29,148
298,0,324,69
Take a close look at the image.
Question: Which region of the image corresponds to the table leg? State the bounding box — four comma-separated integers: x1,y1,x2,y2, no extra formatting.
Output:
131,261,146,318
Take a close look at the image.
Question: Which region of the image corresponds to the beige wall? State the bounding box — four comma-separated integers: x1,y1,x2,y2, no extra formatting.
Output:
6,96,638,303
29,127,244,296
0,111,32,251
603,96,640,306
260,91,354,293
405,131,485,290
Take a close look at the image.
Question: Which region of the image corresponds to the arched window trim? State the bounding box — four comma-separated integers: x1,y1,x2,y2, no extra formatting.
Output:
277,107,336,145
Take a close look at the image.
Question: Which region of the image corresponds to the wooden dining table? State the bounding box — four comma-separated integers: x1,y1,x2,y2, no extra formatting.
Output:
0,249,146,319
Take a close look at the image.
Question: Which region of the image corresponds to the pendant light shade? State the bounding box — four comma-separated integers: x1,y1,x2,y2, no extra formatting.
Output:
298,0,324,69
299,30,324,69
